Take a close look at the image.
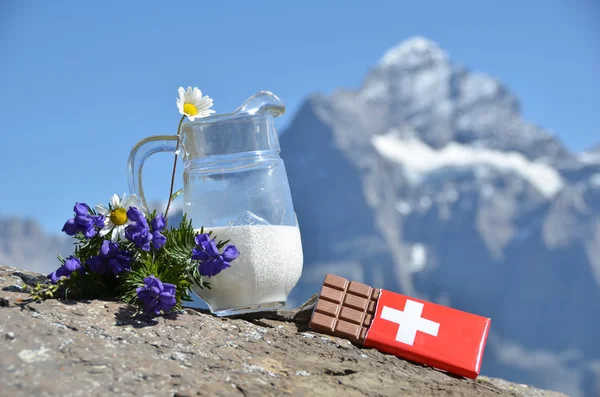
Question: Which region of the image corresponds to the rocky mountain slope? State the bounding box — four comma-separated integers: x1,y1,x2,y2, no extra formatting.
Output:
0,217,72,274
279,37,600,397
0,265,568,397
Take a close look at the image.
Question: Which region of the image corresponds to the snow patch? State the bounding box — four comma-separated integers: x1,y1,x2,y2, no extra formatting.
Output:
442,189,459,202
419,196,433,210
379,36,448,68
372,135,564,198
395,200,413,215
589,173,600,187
361,79,387,100
580,151,600,164
408,244,427,273
459,73,500,106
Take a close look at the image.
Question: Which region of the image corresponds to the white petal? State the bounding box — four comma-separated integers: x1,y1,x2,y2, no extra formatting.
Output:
178,87,185,101
188,115,195,121
196,102,210,110
196,97,214,111
193,87,203,100
111,227,120,242
196,103,211,112
120,194,131,208
95,204,110,215
99,227,111,237
125,197,138,211
110,194,120,208
185,86,193,101
117,226,126,241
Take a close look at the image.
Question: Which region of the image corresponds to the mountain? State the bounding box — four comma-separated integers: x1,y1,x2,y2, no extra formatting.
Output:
279,37,600,397
0,216,72,275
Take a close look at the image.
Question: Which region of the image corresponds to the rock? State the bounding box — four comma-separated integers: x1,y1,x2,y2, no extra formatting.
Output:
231,293,319,325
0,265,569,397
11,271,48,287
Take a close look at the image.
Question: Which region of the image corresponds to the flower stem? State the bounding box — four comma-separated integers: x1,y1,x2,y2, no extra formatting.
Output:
164,115,186,221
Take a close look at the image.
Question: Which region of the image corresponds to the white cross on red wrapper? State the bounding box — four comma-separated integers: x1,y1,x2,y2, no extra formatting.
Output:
364,290,490,379
380,300,440,345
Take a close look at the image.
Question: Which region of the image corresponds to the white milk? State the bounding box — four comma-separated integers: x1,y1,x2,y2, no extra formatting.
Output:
191,225,303,315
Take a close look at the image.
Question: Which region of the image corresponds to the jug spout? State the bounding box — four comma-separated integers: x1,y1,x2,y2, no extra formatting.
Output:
235,91,285,118
174,90,286,162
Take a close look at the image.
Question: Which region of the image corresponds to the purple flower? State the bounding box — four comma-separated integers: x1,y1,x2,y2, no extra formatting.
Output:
126,224,152,251
191,233,239,278
150,214,167,249
48,256,82,284
136,275,177,315
87,240,133,275
127,206,148,226
192,233,219,261
125,207,166,251
61,202,104,238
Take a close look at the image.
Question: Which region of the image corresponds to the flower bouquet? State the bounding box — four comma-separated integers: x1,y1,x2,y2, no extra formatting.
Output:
28,87,240,316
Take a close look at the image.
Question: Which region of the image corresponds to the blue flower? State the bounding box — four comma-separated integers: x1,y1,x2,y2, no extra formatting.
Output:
48,256,82,284
127,205,148,226
87,240,133,275
62,203,104,238
125,207,166,251
191,233,239,278
136,275,177,315
192,233,219,261
150,214,167,249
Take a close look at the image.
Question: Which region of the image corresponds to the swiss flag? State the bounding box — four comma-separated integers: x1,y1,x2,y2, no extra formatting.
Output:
364,290,491,379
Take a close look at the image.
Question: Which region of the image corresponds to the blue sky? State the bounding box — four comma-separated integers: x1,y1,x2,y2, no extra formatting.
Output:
0,0,598,233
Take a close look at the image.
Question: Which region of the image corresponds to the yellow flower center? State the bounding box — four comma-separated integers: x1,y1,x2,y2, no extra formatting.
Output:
110,208,128,226
183,103,198,116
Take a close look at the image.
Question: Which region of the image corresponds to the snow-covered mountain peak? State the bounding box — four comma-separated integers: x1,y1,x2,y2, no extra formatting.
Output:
329,37,574,164
378,36,449,69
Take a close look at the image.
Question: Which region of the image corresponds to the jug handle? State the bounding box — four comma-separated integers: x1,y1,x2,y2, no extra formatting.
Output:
127,135,179,211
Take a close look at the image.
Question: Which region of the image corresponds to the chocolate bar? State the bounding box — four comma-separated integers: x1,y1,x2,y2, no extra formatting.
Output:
308,274,491,379
309,274,380,344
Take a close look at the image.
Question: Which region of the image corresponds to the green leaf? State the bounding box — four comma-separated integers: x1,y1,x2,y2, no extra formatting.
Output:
170,188,184,202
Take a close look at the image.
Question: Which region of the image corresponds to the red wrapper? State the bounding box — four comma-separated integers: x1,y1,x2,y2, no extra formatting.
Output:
309,274,491,379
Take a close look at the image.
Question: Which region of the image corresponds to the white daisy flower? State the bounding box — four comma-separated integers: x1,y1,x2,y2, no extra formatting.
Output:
176,86,215,121
95,194,146,242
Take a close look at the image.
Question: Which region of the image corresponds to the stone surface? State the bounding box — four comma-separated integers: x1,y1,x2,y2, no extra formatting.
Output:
0,266,568,397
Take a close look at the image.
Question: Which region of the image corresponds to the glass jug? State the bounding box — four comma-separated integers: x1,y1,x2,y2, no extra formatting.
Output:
127,91,303,316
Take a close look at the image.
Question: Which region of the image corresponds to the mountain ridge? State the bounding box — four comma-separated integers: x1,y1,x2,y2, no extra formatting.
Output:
279,37,600,397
